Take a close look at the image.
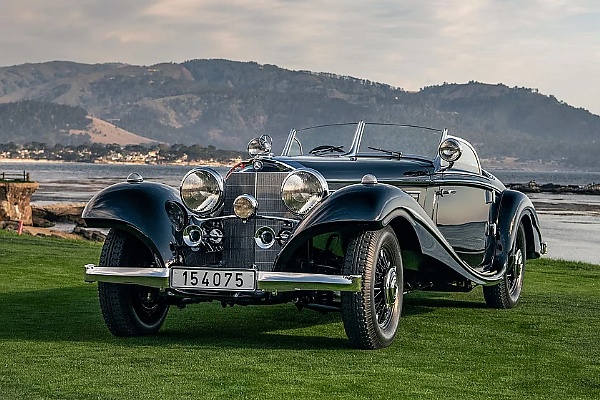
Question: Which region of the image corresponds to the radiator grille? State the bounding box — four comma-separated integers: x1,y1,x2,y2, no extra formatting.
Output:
221,172,293,271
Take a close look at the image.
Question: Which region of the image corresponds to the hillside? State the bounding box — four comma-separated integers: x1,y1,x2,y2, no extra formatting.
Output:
0,59,599,167
73,117,157,145
0,101,157,146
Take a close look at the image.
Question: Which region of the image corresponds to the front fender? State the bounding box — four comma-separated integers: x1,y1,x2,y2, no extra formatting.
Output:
82,181,181,267
275,183,496,285
493,190,544,272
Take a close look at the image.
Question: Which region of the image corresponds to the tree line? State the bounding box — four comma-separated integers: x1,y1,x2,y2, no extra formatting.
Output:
0,142,246,164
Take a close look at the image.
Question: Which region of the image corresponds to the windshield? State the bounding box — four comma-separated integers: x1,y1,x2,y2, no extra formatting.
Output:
359,123,443,159
284,123,358,157
282,122,444,160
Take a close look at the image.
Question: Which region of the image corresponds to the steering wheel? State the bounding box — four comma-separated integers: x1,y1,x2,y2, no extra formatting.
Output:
308,145,345,155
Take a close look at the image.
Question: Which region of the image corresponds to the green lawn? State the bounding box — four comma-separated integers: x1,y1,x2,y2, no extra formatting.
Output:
0,230,598,400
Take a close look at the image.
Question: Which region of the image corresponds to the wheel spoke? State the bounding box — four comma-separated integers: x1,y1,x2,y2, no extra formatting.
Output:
372,246,396,327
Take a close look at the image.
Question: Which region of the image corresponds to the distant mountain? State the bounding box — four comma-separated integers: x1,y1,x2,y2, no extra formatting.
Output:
0,59,599,167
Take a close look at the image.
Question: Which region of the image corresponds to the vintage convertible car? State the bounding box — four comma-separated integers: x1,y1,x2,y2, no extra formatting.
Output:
83,121,546,349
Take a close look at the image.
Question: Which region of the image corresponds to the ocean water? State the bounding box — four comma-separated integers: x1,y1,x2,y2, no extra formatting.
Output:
2,161,599,264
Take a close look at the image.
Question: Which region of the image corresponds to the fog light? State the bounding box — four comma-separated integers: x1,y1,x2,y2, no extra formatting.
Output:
233,194,258,219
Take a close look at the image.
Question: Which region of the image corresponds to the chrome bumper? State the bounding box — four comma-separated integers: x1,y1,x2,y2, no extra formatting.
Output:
84,264,362,293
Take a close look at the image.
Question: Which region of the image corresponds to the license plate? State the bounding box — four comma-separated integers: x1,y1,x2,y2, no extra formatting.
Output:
171,268,256,291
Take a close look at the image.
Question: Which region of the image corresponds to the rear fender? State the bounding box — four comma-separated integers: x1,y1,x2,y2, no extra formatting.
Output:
82,181,182,267
493,190,544,272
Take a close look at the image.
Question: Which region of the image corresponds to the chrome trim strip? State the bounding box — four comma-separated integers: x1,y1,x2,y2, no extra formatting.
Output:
257,271,362,292
431,178,503,193
192,214,299,224
256,215,300,223
84,264,362,293
84,264,169,288
254,156,296,172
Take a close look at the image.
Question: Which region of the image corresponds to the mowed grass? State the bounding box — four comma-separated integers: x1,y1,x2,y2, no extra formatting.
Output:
0,230,598,400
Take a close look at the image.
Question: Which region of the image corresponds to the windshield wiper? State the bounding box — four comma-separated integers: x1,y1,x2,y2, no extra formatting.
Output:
367,146,402,158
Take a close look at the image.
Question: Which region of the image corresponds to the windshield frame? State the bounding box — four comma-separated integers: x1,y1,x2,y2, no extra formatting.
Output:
281,121,447,161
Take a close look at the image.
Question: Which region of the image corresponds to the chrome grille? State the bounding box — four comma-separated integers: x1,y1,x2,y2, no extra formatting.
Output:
222,172,292,271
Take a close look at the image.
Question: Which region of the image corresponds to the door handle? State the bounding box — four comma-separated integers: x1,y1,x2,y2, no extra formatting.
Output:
436,189,457,197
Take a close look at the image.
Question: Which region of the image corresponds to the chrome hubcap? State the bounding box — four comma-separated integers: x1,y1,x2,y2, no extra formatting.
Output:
508,248,524,299
383,267,398,307
374,248,398,327
514,249,523,279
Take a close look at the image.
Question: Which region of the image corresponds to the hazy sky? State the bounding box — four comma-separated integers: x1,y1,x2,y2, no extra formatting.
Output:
1,0,599,114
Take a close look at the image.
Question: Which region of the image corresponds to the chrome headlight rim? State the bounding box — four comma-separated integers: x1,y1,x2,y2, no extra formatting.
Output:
439,138,463,163
281,168,329,216
179,167,224,216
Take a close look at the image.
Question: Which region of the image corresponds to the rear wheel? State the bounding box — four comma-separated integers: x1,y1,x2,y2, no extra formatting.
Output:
341,226,403,349
484,222,526,309
98,229,169,336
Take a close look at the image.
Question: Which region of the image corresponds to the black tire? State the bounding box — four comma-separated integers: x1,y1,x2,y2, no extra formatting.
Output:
341,226,403,349
484,222,526,309
98,229,169,336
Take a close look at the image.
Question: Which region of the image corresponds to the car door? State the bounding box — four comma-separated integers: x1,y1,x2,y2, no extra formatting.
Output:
433,141,493,268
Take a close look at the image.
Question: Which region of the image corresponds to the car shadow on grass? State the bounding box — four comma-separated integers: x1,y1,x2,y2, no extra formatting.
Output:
404,295,487,310
0,285,484,350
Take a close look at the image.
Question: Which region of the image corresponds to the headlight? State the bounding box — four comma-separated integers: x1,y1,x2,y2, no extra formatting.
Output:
439,138,462,163
233,194,258,219
281,169,328,215
180,168,224,215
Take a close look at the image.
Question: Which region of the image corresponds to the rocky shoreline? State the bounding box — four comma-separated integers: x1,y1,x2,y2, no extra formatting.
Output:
0,202,106,241
507,181,600,195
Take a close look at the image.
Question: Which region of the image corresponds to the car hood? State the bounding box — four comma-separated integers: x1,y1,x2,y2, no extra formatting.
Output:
272,156,433,183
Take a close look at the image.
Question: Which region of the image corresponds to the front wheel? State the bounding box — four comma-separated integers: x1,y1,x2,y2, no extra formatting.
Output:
341,226,403,349
98,229,169,336
484,222,526,309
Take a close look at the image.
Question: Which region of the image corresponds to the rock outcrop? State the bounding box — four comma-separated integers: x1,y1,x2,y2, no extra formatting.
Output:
32,203,86,227
0,182,39,225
